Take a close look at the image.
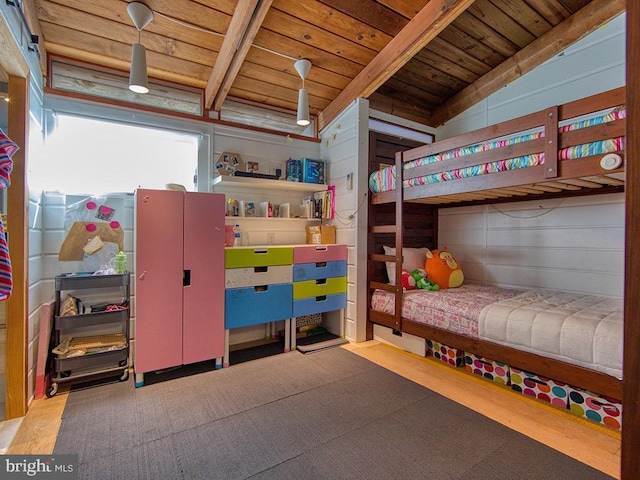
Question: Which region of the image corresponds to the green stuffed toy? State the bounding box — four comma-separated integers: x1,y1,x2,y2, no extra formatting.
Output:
410,269,439,291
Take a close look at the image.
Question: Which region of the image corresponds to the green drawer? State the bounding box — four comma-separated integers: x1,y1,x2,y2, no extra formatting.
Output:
225,246,293,268
293,276,347,299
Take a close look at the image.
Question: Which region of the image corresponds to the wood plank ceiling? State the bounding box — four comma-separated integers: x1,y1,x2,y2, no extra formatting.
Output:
30,0,624,130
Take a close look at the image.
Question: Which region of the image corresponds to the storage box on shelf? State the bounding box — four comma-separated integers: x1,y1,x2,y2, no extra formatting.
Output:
47,273,130,397
306,225,336,244
285,158,326,184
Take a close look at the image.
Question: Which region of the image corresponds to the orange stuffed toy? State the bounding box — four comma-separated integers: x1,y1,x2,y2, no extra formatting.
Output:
425,248,464,289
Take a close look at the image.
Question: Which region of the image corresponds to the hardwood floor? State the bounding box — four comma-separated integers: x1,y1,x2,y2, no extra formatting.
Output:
344,341,621,479
6,341,621,478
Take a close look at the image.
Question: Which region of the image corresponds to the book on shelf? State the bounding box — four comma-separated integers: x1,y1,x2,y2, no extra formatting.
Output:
312,186,335,220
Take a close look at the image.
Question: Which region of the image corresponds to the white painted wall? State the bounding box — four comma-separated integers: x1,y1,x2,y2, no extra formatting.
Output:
432,13,627,298
26,76,46,404
439,193,624,297
321,99,369,342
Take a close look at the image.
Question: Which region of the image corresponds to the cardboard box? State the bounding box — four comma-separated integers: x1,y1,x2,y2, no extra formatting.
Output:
567,386,622,430
464,352,510,386
509,367,569,408
306,225,336,244
426,339,464,367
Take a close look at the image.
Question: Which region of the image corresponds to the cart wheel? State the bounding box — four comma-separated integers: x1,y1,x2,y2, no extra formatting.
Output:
46,383,59,398
119,369,129,382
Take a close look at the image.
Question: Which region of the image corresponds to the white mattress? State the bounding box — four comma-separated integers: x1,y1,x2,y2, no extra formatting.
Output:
478,290,623,379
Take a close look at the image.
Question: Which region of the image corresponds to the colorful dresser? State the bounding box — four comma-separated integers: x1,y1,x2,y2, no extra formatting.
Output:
224,244,347,364
291,244,347,350
224,246,294,366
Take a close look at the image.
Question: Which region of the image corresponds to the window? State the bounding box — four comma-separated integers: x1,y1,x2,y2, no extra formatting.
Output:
31,114,199,195
49,58,203,116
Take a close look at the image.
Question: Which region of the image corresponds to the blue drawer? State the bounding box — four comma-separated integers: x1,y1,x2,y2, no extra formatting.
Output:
293,293,346,316
225,283,292,329
293,261,346,281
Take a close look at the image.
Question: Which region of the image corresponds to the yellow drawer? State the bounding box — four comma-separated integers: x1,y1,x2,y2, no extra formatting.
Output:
293,276,346,299
225,246,293,268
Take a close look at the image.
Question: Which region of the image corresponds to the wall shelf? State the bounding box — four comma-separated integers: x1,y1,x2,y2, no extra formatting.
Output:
224,216,320,222
212,175,326,192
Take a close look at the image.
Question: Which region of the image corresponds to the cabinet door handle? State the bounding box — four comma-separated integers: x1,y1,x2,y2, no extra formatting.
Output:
139,271,147,280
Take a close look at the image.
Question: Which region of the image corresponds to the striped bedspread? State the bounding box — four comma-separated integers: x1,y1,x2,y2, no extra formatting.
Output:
369,109,626,193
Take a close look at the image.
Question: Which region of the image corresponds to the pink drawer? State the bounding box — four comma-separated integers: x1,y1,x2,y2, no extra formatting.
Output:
294,244,347,264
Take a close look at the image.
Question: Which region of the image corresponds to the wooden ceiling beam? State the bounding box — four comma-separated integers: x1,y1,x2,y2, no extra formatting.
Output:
205,0,273,111
429,0,625,126
318,0,475,130
23,0,47,75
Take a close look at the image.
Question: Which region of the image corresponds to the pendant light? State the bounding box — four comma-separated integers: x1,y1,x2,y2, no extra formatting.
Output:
127,2,154,94
294,59,312,126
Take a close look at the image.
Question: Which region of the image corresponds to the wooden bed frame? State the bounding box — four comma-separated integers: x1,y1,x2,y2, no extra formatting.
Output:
367,87,626,401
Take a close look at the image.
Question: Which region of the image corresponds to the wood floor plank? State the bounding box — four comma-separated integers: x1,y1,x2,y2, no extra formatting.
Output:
343,341,621,479
7,386,69,455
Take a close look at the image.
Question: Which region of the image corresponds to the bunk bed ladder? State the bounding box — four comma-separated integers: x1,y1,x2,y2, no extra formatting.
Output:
392,150,404,331
367,149,404,334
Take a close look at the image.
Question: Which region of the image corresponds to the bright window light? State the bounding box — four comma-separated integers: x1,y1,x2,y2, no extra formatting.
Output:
32,114,198,194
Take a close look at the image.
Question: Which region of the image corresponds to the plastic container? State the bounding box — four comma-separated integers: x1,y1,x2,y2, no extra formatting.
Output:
115,251,127,274
224,225,235,247
233,224,241,247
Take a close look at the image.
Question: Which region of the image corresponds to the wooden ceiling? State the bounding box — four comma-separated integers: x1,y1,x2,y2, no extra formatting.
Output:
29,0,624,129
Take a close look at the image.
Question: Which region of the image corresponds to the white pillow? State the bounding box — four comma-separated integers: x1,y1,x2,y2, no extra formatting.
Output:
383,246,431,285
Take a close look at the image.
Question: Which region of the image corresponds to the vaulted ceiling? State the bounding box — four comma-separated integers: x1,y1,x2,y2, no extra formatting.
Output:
28,0,624,130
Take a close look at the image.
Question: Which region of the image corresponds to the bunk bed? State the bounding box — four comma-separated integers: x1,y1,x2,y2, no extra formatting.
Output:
367,87,626,402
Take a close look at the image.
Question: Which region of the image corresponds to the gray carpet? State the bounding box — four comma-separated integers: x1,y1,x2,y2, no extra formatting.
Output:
54,348,614,480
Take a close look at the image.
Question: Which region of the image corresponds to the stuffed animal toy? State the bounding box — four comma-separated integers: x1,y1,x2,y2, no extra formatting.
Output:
401,269,416,290
410,269,439,291
425,248,464,289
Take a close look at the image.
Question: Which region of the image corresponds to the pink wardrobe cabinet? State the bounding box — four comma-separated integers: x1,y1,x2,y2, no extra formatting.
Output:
134,189,225,387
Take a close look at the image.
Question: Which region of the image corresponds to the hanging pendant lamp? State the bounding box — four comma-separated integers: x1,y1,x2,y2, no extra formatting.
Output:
294,59,312,126
127,2,154,94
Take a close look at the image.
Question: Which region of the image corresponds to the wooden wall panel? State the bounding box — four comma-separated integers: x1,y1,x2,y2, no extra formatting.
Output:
622,3,640,478
6,75,29,418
